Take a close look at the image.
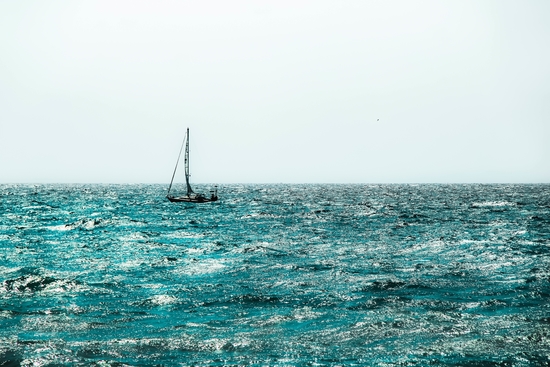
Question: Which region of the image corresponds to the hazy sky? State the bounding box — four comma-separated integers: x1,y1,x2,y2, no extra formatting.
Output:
1,0,549,184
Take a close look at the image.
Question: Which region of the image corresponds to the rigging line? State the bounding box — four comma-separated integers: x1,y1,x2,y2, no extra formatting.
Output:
184,128,193,194
167,132,187,195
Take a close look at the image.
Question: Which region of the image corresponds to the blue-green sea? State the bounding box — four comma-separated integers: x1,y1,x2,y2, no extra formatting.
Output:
1,184,549,366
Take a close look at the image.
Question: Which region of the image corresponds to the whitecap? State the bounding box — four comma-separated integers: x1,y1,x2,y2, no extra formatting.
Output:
117,259,144,269
471,201,515,208
176,258,227,276
119,232,149,242
166,231,204,239
149,294,178,306
257,314,292,326
292,306,322,321
48,224,72,231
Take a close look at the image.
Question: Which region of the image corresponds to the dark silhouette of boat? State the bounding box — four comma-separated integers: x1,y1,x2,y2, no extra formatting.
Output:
166,128,218,203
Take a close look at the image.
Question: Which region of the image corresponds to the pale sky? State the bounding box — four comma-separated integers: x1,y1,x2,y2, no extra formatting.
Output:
1,0,549,184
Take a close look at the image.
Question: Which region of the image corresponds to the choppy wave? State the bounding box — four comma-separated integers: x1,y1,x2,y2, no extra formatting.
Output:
0,184,549,366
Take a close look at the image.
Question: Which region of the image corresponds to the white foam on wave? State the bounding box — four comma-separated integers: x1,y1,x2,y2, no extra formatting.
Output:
1,273,87,296
292,306,322,321
257,314,292,326
167,231,204,239
240,212,281,219
149,294,178,305
119,232,149,241
202,337,251,352
4,213,20,220
0,266,20,277
472,201,515,208
141,283,163,289
397,239,445,255
478,261,514,272
21,205,46,210
176,258,227,276
83,219,101,229
186,247,206,255
48,224,72,231
457,239,490,245
356,210,377,217
117,259,144,269
48,218,107,231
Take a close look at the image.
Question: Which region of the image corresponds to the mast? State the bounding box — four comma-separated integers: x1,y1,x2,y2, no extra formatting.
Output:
184,128,194,195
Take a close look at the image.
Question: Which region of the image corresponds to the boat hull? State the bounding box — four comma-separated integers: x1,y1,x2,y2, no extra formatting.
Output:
166,195,218,203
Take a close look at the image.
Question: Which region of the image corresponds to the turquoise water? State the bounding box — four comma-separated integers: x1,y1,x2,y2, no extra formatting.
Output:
1,184,549,366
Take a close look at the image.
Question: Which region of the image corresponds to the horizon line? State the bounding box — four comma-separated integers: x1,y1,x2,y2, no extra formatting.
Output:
1,182,549,185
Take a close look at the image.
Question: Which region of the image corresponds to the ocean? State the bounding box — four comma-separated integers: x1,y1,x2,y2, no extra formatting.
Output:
0,184,549,366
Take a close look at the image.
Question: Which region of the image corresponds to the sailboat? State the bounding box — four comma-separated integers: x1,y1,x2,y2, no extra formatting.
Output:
166,128,218,203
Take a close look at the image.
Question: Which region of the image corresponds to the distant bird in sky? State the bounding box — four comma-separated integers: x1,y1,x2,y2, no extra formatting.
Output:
377,119,379,122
